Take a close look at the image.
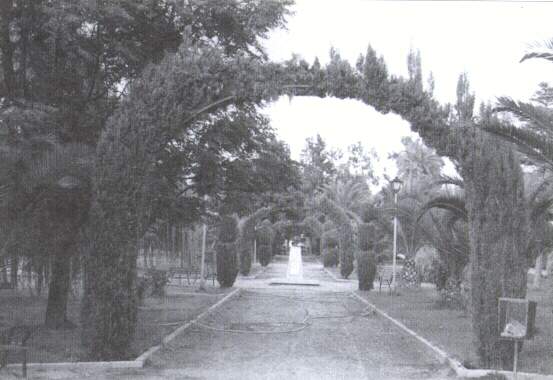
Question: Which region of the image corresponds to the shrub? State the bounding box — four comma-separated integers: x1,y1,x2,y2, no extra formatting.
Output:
357,251,377,291
258,244,271,267
145,269,170,298
399,258,420,288
216,216,239,287
322,249,338,267
256,220,273,266
414,246,438,282
216,242,238,287
437,278,465,310
239,245,252,276
340,250,354,279
429,257,448,290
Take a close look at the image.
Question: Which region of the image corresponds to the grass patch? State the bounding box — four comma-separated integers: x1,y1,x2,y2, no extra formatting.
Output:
358,281,553,375
0,285,231,363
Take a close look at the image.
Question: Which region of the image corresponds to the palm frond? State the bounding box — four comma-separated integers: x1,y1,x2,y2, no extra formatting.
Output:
482,118,553,168
428,175,464,189
416,195,467,224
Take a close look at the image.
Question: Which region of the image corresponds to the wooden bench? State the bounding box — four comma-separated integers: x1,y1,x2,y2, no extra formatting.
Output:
378,266,395,294
0,325,32,377
0,282,14,291
169,267,217,286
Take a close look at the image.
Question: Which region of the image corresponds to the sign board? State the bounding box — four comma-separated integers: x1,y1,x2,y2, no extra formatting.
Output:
498,298,537,340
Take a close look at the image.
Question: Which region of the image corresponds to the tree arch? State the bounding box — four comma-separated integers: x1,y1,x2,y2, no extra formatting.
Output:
84,37,527,368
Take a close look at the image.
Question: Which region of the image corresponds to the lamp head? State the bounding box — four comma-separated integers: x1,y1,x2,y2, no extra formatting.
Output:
390,177,403,194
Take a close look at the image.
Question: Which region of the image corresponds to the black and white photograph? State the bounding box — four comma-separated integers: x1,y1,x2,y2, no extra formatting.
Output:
0,1,552,379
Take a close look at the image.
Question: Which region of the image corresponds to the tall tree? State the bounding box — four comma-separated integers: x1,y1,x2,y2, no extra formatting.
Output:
300,134,337,194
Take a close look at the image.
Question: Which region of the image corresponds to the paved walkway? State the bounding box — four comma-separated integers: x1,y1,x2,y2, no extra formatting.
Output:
18,256,452,380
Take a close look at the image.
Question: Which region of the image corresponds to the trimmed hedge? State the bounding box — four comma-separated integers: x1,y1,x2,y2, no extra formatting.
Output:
357,251,376,291
239,245,252,275
340,251,354,279
216,242,238,287
322,249,338,267
258,244,271,267
216,216,239,287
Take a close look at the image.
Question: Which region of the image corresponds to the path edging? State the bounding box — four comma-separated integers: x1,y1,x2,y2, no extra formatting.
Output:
351,292,553,380
5,288,241,373
319,261,357,283
136,287,241,364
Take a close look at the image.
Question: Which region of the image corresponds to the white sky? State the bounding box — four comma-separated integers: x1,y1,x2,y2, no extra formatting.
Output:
261,0,553,184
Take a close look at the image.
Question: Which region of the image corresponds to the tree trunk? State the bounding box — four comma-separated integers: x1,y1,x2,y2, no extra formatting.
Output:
0,0,16,98
45,251,73,329
36,262,43,296
10,255,18,288
533,253,542,289
462,134,528,369
81,219,138,361
1,257,7,283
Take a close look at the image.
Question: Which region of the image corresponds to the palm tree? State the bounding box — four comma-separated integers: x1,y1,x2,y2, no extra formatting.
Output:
395,137,444,194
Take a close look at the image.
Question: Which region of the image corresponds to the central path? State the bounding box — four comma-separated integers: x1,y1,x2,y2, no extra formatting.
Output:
140,256,450,380
26,256,451,379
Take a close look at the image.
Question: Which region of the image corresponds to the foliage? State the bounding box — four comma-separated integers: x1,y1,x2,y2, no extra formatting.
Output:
80,17,295,357
144,269,170,298
258,244,272,267
317,196,355,278
437,278,465,310
256,220,274,267
428,257,449,291
300,134,338,194
322,250,338,268
216,242,238,288
357,250,376,291
215,216,239,287
399,258,420,288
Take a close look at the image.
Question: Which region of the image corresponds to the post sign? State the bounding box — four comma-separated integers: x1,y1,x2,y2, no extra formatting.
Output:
498,298,537,340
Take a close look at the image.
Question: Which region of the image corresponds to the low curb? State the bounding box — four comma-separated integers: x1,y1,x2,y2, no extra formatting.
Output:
319,262,357,283
351,292,553,380
5,288,241,373
136,287,241,364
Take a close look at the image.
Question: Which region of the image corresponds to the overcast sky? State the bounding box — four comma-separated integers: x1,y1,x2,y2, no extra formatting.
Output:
261,0,553,183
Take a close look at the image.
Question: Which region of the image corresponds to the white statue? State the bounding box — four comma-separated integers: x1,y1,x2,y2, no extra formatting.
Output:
287,240,304,279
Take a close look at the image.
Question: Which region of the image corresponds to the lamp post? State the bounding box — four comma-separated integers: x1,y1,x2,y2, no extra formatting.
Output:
253,225,259,265
390,177,403,294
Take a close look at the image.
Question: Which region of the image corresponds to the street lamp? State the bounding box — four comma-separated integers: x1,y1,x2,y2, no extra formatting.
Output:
390,177,403,294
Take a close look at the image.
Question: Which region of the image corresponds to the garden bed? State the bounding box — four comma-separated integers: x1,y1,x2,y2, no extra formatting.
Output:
0,286,232,363
357,282,553,375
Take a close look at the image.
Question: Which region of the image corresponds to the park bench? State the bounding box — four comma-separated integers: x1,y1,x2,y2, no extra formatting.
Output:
0,282,14,291
169,266,217,286
377,265,395,294
0,325,32,378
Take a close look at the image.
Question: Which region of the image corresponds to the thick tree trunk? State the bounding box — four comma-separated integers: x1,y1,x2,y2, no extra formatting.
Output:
45,251,73,329
462,134,528,369
81,220,138,361
0,0,16,98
